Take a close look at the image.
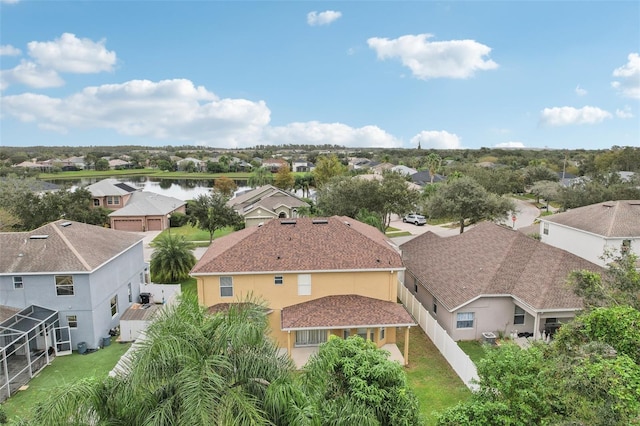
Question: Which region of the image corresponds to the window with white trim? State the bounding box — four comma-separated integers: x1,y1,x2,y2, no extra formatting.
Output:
297,274,311,296
295,329,327,346
456,312,474,329
379,327,386,340
13,276,23,289
220,276,233,297
514,306,525,325
93,199,100,207
55,275,74,296
543,223,549,235
107,196,120,205
110,295,118,317
67,315,78,328
274,275,283,285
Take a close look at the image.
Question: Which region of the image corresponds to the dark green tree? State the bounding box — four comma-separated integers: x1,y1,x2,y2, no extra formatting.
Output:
188,191,243,243
149,233,197,283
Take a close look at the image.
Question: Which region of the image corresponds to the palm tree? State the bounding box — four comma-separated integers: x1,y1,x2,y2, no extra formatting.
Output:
424,153,442,184
29,294,306,425
149,233,197,283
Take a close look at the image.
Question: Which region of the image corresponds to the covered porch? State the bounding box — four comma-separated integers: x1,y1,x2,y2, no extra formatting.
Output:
280,295,416,367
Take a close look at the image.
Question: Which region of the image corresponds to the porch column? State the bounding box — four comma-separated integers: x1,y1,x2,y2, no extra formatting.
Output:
327,329,331,341
366,328,371,341
287,331,292,356
533,314,541,341
404,327,410,366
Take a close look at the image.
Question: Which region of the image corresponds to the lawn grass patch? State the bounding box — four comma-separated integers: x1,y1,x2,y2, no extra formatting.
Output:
397,327,471,425
457,340,488,364
2,339,131,421
181,277,197,295
162,224,234,242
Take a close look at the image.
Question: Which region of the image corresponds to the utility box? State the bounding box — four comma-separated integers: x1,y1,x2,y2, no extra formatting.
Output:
482,332,497,345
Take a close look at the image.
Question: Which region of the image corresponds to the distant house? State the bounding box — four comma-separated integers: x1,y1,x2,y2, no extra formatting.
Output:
108,159,132,169
410,170,446,186
227,184,309,227
371,162,395,174
391,165,417,176
191,216,415,366
262,158,289,172
86,179,185,232
0,220,146,350
292,159,315,172
401,222,602,341
539,200,640,267
177,157,206,172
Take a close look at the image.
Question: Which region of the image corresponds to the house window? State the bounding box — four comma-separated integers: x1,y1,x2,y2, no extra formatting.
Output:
274,275,283,285
128,283,132,303
433,302,437,315
622,239,631,253
107,196,120,205
220,276,233,297
110,295,118,317
543,223,549,235
343,330,350,339
379,327,386,340
297,274,311,296
514,306,525,325
357,328,374,341
456,312,474,329
93,199,100,207
55,275,74,296
295,329,327,346
67,315,78,328
13,276,23,289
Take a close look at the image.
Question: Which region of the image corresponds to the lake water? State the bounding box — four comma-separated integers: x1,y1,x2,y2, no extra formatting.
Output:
46,176,251,201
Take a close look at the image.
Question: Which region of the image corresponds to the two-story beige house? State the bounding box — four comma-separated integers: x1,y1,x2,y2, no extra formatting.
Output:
191,216,416,366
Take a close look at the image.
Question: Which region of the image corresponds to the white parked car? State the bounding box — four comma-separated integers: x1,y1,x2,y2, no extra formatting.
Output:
403,214,426,226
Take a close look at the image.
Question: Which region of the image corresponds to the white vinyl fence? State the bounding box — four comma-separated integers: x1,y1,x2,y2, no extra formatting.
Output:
398,282,479,390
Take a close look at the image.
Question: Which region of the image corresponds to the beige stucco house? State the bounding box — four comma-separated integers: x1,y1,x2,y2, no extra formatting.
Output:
86,179,185,232
227,185,309,227
401,222,603,341
191,216,416,365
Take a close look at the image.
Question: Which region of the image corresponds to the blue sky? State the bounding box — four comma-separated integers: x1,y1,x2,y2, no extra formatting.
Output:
1,1,638,150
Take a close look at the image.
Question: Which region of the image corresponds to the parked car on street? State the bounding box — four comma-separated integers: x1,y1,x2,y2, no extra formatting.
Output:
403,213,426,226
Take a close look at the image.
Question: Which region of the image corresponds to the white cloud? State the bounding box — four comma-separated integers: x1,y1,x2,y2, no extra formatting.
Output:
615,106,634,119
495,141,525,148
27,32,116,73
0,78,405,148
539,106,612,126
307,10,342,26
0,60,64,90
367,34,498,79
611,53,640,99
0,45,21,56
410,130,462,149
0,0,20,4
575,85,587,96
263,121,401,148
1,79,270,147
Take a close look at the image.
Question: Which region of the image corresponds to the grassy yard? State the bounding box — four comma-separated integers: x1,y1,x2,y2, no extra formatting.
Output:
397,327,471,425
385,226,412,237
162,224,234,242
457,340,489,364
1,339,131,422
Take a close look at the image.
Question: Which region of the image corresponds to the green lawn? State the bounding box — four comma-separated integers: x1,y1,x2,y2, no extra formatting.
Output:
1,339,131,422
162,224,234,242
397,327,471,425
457,340,489,364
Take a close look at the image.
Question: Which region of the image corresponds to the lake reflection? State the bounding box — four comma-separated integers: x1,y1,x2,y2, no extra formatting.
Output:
48,176,250,201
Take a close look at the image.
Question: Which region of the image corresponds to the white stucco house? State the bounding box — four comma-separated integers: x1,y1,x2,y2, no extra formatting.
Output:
539,200,640,267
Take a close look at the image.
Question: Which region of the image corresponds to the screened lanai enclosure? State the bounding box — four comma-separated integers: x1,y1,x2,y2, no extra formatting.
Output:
0,305,69,402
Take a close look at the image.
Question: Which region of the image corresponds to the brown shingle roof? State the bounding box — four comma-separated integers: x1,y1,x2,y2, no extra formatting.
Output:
0,220,143,274
400,221,603,312
281,295,416,329
191,216,403,274
541,200,640,237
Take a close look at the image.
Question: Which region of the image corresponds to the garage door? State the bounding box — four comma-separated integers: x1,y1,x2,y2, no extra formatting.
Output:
112,219,144,232
147,219,162,231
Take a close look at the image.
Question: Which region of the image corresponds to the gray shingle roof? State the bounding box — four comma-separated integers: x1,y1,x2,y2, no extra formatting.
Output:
400,221,602,312
191,216,403,274
108,192,185,217
0,220,143,274
541,200,640,237
86,178,138,196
